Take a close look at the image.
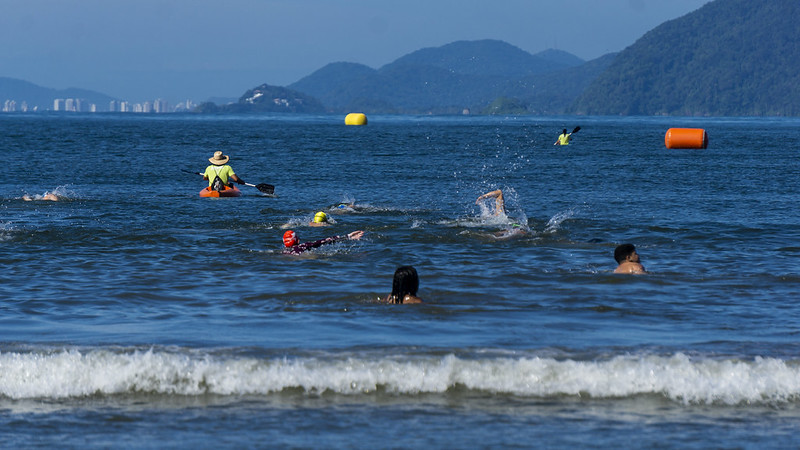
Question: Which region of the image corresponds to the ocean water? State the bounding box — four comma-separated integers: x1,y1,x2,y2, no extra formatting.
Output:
2,113,800,448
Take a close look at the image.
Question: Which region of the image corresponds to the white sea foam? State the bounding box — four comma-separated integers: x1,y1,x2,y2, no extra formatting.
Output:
2,350,799,405
19,185,76,201
0,222,15,241
279,218,305,229
544,209,577,233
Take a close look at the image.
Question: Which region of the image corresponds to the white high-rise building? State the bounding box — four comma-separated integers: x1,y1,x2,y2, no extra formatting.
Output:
154,98,168,113
54,99,64,111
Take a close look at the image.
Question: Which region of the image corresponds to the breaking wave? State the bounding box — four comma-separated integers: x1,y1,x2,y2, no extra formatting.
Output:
2,347,799,405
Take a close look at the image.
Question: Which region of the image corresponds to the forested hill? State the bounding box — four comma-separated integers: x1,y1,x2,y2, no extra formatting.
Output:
195,84,325,113
570,0,800,116
287,40,591,114
380,39,570,77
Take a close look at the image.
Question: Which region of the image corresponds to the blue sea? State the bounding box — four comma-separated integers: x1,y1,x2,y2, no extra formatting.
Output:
2,113,800,448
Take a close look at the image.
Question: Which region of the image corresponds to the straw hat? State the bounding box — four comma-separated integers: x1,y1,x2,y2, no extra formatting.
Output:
209,151,229,165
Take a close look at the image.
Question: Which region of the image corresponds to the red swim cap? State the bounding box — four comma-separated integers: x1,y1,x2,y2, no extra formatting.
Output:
283,230,298,247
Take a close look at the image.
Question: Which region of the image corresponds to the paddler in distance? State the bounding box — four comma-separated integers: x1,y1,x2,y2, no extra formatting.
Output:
203,151,246,191
554,126,580,146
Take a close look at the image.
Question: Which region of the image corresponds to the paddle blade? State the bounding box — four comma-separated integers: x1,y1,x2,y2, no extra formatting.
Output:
256,183,275,195
572,126,581,134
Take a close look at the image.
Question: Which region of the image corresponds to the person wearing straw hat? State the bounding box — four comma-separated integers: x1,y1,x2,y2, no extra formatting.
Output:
203,151,245,191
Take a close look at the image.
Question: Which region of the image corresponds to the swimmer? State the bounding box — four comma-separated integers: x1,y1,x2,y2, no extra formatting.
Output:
491,222,528,240
475,189,529,239
23,192,59,201
282,229,364,255
309,211,331,227
613,243,647,274
384,266,423,304
476,189,505,216
327,200,359,214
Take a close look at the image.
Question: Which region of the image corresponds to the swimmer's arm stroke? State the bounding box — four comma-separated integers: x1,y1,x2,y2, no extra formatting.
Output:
476,190,503,203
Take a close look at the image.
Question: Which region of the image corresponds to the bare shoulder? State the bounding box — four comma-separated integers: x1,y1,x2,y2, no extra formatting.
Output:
614,262,647,274
381,295,423,304
402,295,423,304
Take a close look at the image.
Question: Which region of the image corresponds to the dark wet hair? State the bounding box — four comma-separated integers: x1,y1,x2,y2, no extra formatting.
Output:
614,244,636,264
562,129,567,134
389,266,419,304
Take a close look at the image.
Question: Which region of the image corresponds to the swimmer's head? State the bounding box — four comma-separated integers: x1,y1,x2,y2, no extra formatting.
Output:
314,211,328,223
614,243,637,263
283,230,298,247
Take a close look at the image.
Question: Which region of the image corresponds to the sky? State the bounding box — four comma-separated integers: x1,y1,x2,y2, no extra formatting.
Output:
1,0,711,104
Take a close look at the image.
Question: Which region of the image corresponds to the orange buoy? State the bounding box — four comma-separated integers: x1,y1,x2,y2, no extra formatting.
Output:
665,128,708,149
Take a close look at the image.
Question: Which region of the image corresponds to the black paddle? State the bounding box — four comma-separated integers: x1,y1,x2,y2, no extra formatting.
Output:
243,182,275,195
182,169,275,195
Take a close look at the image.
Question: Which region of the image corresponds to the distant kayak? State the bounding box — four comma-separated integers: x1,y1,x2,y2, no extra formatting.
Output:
199,185,242,198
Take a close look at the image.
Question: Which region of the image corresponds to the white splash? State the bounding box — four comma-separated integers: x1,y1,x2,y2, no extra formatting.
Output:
1,349,799,405
544,209,577,233
20,185,76,201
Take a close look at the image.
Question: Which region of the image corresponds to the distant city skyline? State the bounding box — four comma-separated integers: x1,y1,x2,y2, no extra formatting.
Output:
2,96,195,114
1,0,711,104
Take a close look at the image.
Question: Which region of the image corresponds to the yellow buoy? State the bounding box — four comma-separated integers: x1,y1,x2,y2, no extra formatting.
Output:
345,113,367,126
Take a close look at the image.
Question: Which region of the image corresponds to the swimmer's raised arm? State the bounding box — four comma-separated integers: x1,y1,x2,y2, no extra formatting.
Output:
476,189,503,204
476,189,505,215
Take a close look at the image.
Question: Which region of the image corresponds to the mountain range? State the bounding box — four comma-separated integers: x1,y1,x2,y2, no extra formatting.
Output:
284,41,594,115
216,0,799,116
3,0,798,117
0,77,115,111
198,40,603,115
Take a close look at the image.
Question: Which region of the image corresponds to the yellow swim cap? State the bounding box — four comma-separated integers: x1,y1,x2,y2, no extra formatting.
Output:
314,211,328,223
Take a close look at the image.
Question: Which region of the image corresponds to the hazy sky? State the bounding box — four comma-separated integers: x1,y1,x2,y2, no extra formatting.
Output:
1,0,711,104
